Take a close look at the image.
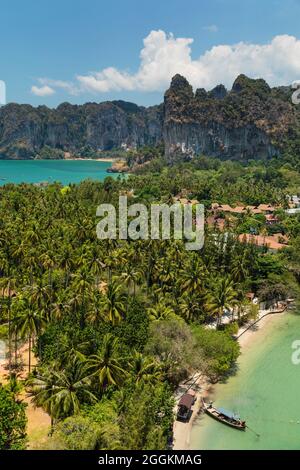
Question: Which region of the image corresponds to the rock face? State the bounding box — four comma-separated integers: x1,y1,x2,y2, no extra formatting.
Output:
0,74,299,161
163,74,299,161
0,101,164,159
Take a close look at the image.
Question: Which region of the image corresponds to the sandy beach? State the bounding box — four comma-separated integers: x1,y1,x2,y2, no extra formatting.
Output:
63,156,115,162
64,157,116,163
172,307,288,450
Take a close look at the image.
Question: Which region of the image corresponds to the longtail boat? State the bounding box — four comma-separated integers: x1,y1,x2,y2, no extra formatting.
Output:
201,399,246,430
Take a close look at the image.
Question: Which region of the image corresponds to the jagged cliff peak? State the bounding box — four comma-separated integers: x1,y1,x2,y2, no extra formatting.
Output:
195,88,208,100
209,84,227,99
165,74,194,103
169,74,192,91
231,74,271,96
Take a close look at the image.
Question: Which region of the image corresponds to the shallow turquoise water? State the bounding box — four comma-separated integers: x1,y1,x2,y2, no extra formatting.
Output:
0,160,114,185
191,312,300,450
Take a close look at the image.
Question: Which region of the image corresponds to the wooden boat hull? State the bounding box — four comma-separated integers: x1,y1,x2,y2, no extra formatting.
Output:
202,400,246,430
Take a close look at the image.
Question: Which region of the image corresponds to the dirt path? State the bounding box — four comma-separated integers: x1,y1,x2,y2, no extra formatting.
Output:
0,342,51,449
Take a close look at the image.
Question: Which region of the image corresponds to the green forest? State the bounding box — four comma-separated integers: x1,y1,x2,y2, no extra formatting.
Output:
1,154,300,449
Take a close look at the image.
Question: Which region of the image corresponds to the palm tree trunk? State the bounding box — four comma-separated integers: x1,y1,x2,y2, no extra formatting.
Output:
65,270,69,288
28,335,31,373
14,331,18,367
50,416,54,436
8,291,12,378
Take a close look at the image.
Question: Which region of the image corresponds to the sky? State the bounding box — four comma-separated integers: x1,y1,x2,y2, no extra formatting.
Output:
1,0,300,107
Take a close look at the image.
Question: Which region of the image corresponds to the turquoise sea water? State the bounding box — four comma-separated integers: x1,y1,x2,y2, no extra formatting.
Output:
191,312,300,450
0,160,114,185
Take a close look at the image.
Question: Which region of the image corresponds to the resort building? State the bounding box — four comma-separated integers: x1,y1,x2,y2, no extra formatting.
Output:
265,214,279,225
173,195,199,206
238,233,289,252
211,202,283,227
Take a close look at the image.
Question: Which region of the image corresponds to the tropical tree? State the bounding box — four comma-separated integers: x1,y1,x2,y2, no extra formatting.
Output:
0,384,27,449
85,334,127,391
129,351,161,385
0,275,16,376
205,276,237,326
14,295,46,373
147,298,176,322
99,281,126,326
28,359,96,424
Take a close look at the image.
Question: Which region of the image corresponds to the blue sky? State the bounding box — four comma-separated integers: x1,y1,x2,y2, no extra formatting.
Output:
1,0,300,107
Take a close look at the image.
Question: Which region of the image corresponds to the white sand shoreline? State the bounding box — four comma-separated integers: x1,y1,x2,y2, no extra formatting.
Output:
63,157,115,162
172,308,288,450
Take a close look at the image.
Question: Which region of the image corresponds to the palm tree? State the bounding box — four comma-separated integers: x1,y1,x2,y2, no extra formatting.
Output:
205,276,237,326
28,360,96,428
24,281,51,319
27,368,59,432
121,265,141,297
71,269,94,328
14,296,46,373
179,255,205,296
87,290,105,325
147,298,175,322
60,248,74,287
129,351,161,385
0,275,16,377
51,293,71,322
99,281,126,326
85,334,126,391
231,251,250,284
39,252,56,295
178,293,204,322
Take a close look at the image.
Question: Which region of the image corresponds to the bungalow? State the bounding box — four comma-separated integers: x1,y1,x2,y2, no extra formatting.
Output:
206,215,226,231
230,206,245,214
211,202,278,218
238,233,288,251
177,393,194,422
265,214,279,225
271,233,289,244
211,203,235,213
256,204,276,214
173,196,199,206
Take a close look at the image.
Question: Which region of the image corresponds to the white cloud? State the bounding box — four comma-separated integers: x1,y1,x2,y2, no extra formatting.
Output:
76,31,300,92
37,78,79,95
31,85,55,97
31,30,300,96
203,25,218,33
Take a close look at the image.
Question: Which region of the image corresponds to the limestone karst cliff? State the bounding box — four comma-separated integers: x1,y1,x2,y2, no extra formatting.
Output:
0,75,299,161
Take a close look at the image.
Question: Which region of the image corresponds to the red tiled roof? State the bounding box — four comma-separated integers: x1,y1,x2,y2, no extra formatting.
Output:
238,233,288,250
257,204,275,212
266,214,278,221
